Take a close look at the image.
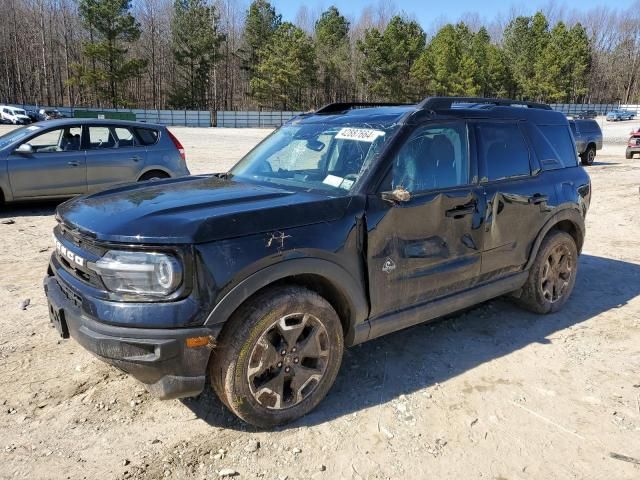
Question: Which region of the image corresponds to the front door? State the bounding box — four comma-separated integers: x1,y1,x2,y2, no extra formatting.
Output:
366,121,485,319
8,125,86,198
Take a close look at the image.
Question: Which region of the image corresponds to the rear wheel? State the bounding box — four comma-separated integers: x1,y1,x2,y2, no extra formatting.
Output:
580,145,596,166
210,286,344,427
626,150,634,160
517,230,578,314
138,170,169,181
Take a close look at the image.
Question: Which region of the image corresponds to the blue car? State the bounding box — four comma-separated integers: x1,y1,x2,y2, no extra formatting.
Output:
0,119,190,204
606,110,636,121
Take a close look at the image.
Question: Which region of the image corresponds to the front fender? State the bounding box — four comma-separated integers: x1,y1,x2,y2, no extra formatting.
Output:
204,257,370,346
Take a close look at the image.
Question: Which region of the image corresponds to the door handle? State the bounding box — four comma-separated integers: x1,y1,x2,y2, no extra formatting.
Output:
129,156,140,162
529,194,548,205
67,161,80,167
445,203,476,218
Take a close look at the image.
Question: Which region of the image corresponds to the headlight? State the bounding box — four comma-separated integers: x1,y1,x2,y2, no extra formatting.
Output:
89,250,182,297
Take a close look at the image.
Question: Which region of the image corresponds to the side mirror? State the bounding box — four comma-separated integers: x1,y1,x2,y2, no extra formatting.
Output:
381,187,411,204
15,144,33,155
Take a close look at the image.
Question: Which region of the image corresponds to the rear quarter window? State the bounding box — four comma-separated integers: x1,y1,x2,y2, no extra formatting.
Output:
135,128,159,146
534,125,579,168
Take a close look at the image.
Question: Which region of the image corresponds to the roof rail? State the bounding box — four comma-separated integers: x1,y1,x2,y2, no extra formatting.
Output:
315,102,415,114
418,97,552,111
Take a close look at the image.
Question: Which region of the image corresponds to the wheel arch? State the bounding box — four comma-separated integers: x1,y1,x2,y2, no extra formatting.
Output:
204,258,370,347
525,208,585,271
137,167,172,181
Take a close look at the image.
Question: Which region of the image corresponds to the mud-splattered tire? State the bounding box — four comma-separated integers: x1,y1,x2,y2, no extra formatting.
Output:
517,230,578,314
210,286,343,428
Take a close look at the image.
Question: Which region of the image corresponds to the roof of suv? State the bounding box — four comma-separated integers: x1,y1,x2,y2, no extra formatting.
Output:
297,97,567,127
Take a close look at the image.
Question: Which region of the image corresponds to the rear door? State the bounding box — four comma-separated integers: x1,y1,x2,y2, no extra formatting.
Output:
476,121,558,278
7,125,86,198
85,125,146,192
366,120,485,318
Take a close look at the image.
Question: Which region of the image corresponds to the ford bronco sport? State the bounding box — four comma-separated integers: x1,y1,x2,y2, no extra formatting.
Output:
44,97,591,427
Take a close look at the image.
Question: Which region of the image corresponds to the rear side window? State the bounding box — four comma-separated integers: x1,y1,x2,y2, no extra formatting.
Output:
576,120,601,134
529,125,578,168
476,123,530,181
113,127,138,147
135,128,159,146
88,126,116,149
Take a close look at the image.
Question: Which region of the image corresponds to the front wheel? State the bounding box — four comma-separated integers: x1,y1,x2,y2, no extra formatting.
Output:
210,286,344,427
516,230,578,314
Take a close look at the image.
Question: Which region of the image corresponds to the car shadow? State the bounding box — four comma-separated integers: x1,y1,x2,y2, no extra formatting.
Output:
0,200,62,219
185,253,640,431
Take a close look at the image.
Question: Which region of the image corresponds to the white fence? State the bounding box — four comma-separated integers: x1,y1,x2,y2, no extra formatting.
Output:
216,111,303,128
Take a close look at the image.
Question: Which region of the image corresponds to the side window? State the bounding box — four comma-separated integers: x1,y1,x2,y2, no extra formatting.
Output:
22,126,82,153
392,123,469,193
88,126,116,149
134,128,159,146
113,127,137,147
538,126,578,167
526,124,578,169
477,123,530,181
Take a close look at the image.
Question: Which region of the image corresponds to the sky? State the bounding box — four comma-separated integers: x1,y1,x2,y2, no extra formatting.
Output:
271,0,635,29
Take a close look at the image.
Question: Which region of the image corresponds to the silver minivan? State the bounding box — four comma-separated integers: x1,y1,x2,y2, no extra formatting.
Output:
0,119,190,203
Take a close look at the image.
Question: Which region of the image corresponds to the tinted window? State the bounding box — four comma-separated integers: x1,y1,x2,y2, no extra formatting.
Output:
393,123,469,192
576,120,600,134
477,123,530,181
135,128,159,146
538,126,578,167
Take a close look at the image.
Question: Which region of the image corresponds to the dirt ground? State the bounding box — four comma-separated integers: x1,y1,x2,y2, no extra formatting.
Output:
1,119,639,480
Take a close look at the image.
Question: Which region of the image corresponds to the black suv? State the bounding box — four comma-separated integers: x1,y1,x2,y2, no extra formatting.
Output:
44,97,591,427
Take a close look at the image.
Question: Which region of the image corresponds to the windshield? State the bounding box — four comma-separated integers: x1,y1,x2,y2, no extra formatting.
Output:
0,125,41,148
230,121,400,195
13,109,26,116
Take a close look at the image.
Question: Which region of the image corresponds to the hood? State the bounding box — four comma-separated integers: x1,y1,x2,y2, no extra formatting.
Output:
56,175,352,244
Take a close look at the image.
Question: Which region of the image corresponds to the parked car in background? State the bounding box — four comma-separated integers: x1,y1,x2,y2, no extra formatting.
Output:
626,133,640,159
575,110,598,119
569,119,603,166
39,109,65,120
26,110,42,123
606,110,635,121
0,119,190,203
43,97,591,427
0,105,31,125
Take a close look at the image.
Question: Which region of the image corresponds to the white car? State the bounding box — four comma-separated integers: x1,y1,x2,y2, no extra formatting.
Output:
0,105,30,125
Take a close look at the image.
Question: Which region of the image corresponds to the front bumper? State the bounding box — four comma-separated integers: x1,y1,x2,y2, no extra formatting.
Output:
43,269,222,400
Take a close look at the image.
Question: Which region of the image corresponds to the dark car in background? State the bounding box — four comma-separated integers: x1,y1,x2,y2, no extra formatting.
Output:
575,110,598,119
569,119,603,166
0,119,190,204
44,96,591,427
39,109,66,120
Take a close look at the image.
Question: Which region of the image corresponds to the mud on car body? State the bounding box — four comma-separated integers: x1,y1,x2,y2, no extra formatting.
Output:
44,97,591,427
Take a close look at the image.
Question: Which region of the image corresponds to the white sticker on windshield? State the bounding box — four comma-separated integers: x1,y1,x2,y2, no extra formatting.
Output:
323,174,344,188
335,127,385,142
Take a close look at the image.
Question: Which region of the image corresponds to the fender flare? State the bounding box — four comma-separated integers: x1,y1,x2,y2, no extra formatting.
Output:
204,258,370,346
525,207,585,271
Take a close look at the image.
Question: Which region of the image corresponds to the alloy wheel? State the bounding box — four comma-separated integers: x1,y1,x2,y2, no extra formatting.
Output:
540,243,573,303
247,313,330,410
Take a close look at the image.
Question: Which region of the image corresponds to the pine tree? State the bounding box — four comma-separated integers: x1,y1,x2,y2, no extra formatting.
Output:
169,0,224,109
241,0,281,78
358,16,425,101
536,22,571,102
250,22,316,110
71,0,146,107
314,6,351,103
